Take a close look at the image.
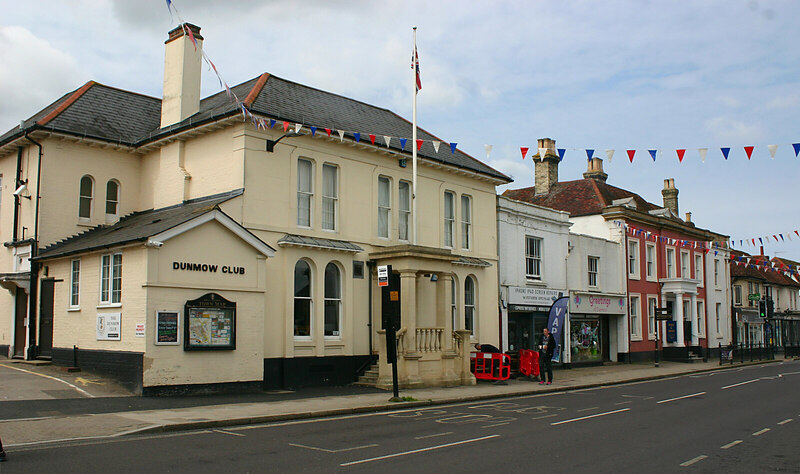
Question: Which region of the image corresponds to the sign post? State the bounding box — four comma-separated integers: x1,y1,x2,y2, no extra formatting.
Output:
654,306,673,367
379,265,400,400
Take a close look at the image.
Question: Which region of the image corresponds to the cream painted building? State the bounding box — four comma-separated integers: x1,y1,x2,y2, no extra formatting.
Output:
0,24,510,394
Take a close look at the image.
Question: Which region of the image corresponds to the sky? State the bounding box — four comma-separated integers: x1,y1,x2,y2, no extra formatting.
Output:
1,0,798,260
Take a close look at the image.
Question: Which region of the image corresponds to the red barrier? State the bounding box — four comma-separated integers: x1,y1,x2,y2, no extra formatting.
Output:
518,349,540,378
470,351,511,381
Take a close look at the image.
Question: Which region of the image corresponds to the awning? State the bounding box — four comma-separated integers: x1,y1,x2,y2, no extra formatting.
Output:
453,256,492,267
278,234,363,253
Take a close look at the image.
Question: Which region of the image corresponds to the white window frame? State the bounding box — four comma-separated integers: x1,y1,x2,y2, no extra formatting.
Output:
697,299,705,338
321,164,338,231
628,238,640,279
715,303,722,336
694,253,703,286
630,294,642,340
733,285,742,306
296,159,314,228
525,236,542,281
464,276,476,336
105,179,120,223
443,191,455,248
377,176,391,239
79,175,94,221
323,262,342,339
293,260,313,340
588,256,599,288
647,296,658,340
714,259,720,287
666,247,676,278
99,253,122,306
461,195,472,251
645,243,657,282
680,250,690,279
69,258,81,309
398,181,411,241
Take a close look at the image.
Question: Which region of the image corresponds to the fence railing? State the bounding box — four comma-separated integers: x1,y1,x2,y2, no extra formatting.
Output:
718,342,775,365
416,327,444,353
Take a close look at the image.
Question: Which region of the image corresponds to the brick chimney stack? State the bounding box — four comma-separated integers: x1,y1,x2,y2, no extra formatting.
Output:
534,138,559,195
662,178,679,216
582,157,608,182
161,23,203,128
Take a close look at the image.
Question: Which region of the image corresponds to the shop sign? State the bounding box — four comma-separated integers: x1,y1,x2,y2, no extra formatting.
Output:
570,293,626,314
508,304,551,313
508,287,565,306
184,293,236,351
172,261,246,275
97,313,121,341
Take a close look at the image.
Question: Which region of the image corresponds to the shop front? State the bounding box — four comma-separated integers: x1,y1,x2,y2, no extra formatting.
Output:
504,287,565,352
568,292,627,364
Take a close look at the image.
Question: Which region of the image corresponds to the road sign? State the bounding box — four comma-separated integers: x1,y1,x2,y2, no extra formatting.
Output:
748,293,761,301
655,307,672,320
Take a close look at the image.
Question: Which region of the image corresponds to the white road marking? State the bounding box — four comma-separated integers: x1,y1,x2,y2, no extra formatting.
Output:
778,419,793,425
340,435,500,466
212,429,246,437
720,440,742,449
576,406,599,412
530,414,558,420
415,432,452,440
551,408,630,426
753,428,770,436
680,455,708,467
0,363,94,398
290,443,378,453
621,394,653,399
482,422,510,428
721,379,760,390
656,392,706,404
614,401,633,405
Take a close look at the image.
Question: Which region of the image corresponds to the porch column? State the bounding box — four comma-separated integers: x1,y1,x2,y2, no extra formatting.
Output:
689,292,699,346
661,291,669,346
674,293,685,347
400,270,418,355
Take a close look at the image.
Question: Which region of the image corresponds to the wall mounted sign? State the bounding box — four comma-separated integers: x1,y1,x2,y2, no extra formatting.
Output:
96,313,121,341
508,287,564,307
155,311,180,345
570,293,627,315
172,262,246,275
184,293,236,351
135,323,145,338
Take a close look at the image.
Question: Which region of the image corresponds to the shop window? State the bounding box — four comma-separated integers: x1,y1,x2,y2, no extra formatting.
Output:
105,179,119,222
100,253,122,305
525,236,542,280
294,260,312,338
461,195,472,250
464,276,476,334
588,256,599,287
322,164,338,231
297,159,313,227
324,263,341,338
377,176,391,238
70,258,80,308
571,319,601,363
399,181,410,241
79,175,94,220
443,191,455,247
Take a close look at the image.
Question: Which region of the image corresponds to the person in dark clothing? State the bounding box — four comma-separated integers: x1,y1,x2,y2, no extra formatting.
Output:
474,343,501,353
538,328,556,385
0,435,6,462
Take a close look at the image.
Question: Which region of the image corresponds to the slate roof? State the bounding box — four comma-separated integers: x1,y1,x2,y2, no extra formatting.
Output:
35,189,244,260
502,178,661,217
277,234,363,253
2,74,510,182
730,252,800,287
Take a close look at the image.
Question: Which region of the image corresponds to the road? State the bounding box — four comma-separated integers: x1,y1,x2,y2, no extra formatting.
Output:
2,360,799,473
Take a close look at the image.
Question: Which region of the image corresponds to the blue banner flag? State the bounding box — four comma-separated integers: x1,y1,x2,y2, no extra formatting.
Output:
793,143,800,157
648,149,657,161
585,149,594,160
546,296,568,363
310,126,317,137
450,142,457,153
721,147,730,160
399,138,407,150
354,132,360,143
557,148,566,161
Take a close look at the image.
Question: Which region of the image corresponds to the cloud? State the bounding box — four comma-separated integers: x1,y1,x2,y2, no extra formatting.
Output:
0,26,85,132
704,116,764,143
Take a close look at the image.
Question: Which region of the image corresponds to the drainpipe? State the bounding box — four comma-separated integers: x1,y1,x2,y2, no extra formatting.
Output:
24,133,43,360
13,147,23,241
367,260,375,355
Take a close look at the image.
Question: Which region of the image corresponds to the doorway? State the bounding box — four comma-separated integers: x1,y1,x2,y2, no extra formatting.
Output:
14,289,27,358
38,279,55,358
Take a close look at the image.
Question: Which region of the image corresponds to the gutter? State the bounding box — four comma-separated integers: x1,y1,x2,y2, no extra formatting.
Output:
23,133,43,360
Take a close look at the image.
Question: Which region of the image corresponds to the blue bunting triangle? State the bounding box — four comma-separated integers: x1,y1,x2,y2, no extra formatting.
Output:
557,148,566,161
721,147,730,160
648,149,657,161
354,132,360,143
310,126,317,137
793,143,800,157
399,138,407,150
450,142,457,153
586,149,594,160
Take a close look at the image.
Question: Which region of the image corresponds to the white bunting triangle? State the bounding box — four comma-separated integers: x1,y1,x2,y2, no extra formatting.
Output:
768,144,778,159
337,130,345,142
484,144,493,158
295,123,303,134
538,148,548,160
605,149,615,162
698,148,708,163
383,135,392,148
432,141,441,153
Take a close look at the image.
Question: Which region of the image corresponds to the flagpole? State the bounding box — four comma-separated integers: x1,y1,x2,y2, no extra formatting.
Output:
412,26,418,246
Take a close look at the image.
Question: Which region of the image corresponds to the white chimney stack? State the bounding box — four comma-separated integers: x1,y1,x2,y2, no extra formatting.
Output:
161,23,203,128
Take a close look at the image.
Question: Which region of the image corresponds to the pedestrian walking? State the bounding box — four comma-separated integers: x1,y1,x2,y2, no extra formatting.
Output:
538,328,556,385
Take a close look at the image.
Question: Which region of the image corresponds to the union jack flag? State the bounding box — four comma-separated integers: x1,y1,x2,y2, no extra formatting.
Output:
412,46,422,92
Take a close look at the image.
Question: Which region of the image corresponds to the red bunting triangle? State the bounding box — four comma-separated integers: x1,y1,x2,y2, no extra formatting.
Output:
520,147,529,160
676,149,686,162
369,134,376,145
283,121,289,132
416,139,424,151
744,146,754,160
627,150,636,162
325,128,331,137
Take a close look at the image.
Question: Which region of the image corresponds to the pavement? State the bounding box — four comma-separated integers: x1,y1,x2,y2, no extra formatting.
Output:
0,356,786,451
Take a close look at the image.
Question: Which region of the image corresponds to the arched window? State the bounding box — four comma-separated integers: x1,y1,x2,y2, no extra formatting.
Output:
324,263,341,337
105,180,119,220
294,260,312,338
79,175,94,219
464,276,476,333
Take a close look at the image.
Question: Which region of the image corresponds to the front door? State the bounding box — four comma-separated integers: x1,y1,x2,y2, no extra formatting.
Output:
38,279,55,358
14,289,27,357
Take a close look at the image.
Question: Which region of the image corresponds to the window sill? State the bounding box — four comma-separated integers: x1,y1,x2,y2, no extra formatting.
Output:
631,336,643,342
77,221,94,227
67,307,81,312
628,274,640,281
97,303,122,309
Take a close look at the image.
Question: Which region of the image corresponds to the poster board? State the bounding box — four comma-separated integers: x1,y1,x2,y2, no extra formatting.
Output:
96,313,121,341
155,311,180,345
184,293,236,351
